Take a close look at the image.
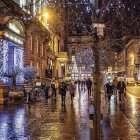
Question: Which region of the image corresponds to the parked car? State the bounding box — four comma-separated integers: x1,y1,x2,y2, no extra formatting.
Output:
127,77,135,86
135,80,140,85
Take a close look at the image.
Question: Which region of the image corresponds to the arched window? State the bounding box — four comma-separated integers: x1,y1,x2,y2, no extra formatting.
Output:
72,48,75,55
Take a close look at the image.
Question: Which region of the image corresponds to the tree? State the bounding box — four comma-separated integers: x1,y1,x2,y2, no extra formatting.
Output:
3,67,22,91
76,47,115,71
23,67,37,84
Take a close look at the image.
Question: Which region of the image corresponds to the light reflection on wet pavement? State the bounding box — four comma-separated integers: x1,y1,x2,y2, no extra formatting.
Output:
104,92,140,139
120,94,140,132
1,87,140,140
0,89,90,140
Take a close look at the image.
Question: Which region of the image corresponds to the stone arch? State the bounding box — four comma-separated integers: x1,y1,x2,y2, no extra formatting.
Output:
7,17,25,37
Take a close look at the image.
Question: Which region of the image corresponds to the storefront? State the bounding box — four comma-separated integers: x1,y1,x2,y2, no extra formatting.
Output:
0,17,25,83
56,52,68,79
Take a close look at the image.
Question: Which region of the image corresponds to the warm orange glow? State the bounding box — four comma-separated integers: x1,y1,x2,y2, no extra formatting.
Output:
130,54,134,58
42,13,49,19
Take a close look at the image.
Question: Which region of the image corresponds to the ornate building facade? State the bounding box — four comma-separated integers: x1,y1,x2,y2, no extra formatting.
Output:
117,38,140,78
0,0,66,83
67,35,93,80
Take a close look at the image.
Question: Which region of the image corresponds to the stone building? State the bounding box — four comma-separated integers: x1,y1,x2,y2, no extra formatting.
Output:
117,38,140,78
0,0,66,82
67,35,93,80
24,21,50,81
0,1,26,83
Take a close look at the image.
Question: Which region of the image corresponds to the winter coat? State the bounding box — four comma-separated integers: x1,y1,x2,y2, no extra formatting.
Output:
86,79,93,88
69,84,76,94
59,82,68,95
117,81,126,93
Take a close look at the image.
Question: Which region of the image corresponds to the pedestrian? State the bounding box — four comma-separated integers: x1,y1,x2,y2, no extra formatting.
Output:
77,79,81,91
74,80,77,85
89,101,94,120
86,78,93,96
50,78,57,100
117,78,126,104
69,82,76,103
83,80,86,91
55,79,59,93
59,80,68,106
105,80,114,105
81,80,84,90
44,83,50,102
113,77,118,98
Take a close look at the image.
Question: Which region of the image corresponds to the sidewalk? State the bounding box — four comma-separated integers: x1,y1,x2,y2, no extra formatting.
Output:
99,93,140,139
0,87,139,140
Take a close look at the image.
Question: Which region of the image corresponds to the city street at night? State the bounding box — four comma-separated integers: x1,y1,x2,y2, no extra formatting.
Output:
0,0,140,139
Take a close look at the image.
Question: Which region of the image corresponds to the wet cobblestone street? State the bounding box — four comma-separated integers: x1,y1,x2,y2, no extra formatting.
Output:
0,90,90,140
0,87,140,140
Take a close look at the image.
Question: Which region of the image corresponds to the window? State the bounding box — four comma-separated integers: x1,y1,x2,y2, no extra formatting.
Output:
72,48,75,55
36,37,39,54
30,61,33,67
30,36,32,51
42,43,43,57
14,0,30,13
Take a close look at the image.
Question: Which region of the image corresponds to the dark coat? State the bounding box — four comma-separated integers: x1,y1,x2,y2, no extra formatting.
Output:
86,79,92,88
59,82,68,95
117,81,126,93
105,83,114,95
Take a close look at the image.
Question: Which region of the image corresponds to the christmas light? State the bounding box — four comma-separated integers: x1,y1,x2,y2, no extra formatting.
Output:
14,47,24,83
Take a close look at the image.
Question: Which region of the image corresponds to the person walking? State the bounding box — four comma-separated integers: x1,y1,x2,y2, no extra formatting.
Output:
51,79,57,100
69,82,76,103
86,78,93,96
113,77,118,99
117,78,126,104
59,80,68,106
44,83,50,102
105,80,114,105
81,80,84,90
83,80,86,91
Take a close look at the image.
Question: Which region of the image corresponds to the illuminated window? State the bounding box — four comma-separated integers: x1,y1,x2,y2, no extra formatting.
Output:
72,56,75,62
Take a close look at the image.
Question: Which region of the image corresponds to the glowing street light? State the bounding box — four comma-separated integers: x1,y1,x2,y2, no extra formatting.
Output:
42,13,49,19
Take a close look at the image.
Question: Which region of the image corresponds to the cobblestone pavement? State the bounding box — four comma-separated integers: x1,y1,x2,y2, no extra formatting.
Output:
120,89,140,134
0,89,90,140
0,87,140,140
101,91,140,140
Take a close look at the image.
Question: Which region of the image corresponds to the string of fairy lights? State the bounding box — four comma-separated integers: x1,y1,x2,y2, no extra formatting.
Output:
21,0,139,35
75,47,116,71
19,0,140,69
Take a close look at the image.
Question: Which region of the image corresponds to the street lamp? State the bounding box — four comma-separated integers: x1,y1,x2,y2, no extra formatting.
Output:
42,13,49,19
